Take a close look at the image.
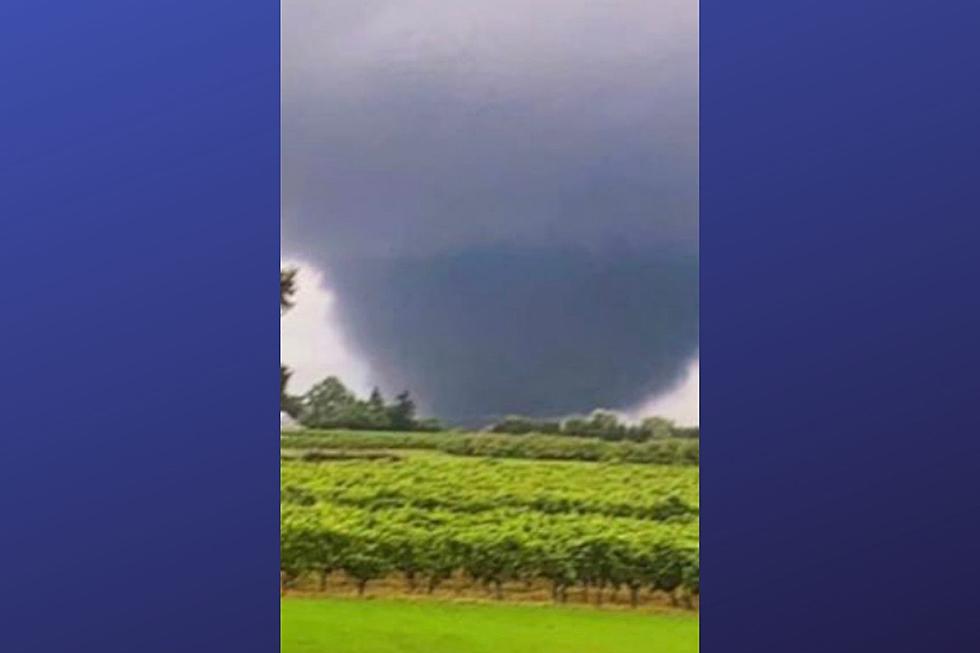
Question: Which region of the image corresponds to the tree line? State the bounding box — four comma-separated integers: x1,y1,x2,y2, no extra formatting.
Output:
489,411,698,441
283,377,443,432
281,267,440,432
281,430,699,465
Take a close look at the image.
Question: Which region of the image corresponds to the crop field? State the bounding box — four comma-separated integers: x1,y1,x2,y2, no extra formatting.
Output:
283,453,698,524
281,429,699,465
281,431,698,604
282,597,698,653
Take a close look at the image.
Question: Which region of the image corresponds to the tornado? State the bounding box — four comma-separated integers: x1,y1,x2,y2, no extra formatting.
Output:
282,0,699,424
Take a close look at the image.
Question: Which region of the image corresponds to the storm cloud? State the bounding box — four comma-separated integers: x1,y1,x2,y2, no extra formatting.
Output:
282,0,698,423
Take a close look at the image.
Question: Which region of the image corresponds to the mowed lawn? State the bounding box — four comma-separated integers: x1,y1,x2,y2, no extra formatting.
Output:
282,598,698,653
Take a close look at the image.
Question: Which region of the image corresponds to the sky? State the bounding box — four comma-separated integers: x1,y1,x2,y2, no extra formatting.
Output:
281,0,699,425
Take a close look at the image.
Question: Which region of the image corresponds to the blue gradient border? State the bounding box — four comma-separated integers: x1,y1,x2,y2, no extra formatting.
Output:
1,1,279,651
703,0,980,649
4,0,980,650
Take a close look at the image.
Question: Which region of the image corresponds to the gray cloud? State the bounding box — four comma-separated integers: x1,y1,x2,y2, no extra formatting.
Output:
282,0,698,423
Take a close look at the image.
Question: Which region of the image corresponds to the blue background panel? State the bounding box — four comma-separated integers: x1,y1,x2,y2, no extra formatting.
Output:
703,0,980,650
0,1,279,651
2,0,980,650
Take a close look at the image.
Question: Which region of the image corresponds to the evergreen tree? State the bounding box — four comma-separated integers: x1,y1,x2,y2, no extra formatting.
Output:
368,387,385,411
281,267,298,416
281,365,292,409
387,390,417,431
281,267,297,313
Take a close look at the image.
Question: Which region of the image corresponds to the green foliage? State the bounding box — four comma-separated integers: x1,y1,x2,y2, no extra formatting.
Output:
368,387,384,408
413,417,445,432
300,377,358,427
297,378,440,432
280,453,699,604
673,425,700,439
282,429,699,466
282,393,304,420
489,410,694,442
282,454,698,520
386,391,416,430
490,416,561,435
281,365,296,412
343,546,392,595
640,416,676,440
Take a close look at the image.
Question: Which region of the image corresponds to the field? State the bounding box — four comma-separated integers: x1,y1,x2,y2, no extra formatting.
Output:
281,429,699,465
282,597,698,653
281,429,699,650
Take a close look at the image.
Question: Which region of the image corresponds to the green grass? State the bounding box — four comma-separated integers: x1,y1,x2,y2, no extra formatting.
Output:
281,597,698,653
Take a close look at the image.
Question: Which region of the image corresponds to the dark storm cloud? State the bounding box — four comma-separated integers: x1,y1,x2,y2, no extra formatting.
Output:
282,0,698,422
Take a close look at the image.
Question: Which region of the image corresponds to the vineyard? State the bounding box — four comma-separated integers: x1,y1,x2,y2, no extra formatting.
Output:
281,431,699,609
281,429,699,465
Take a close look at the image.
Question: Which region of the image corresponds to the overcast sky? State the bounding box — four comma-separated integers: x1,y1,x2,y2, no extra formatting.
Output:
281,0,698,425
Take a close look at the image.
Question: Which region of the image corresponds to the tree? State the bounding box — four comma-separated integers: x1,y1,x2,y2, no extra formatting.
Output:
561,416,590,438
490,415,561,435
281,267,298,416
674,425,699,439
282,393,303,420
301,376,358,428
363,387,389,428
641,416,676,440
587,410,624,440
281,267,297,313
368,387,385,411
281,365,293,409
387,390,417,431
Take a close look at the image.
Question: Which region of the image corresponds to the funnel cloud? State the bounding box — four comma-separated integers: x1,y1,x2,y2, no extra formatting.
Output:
282,0,699,424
